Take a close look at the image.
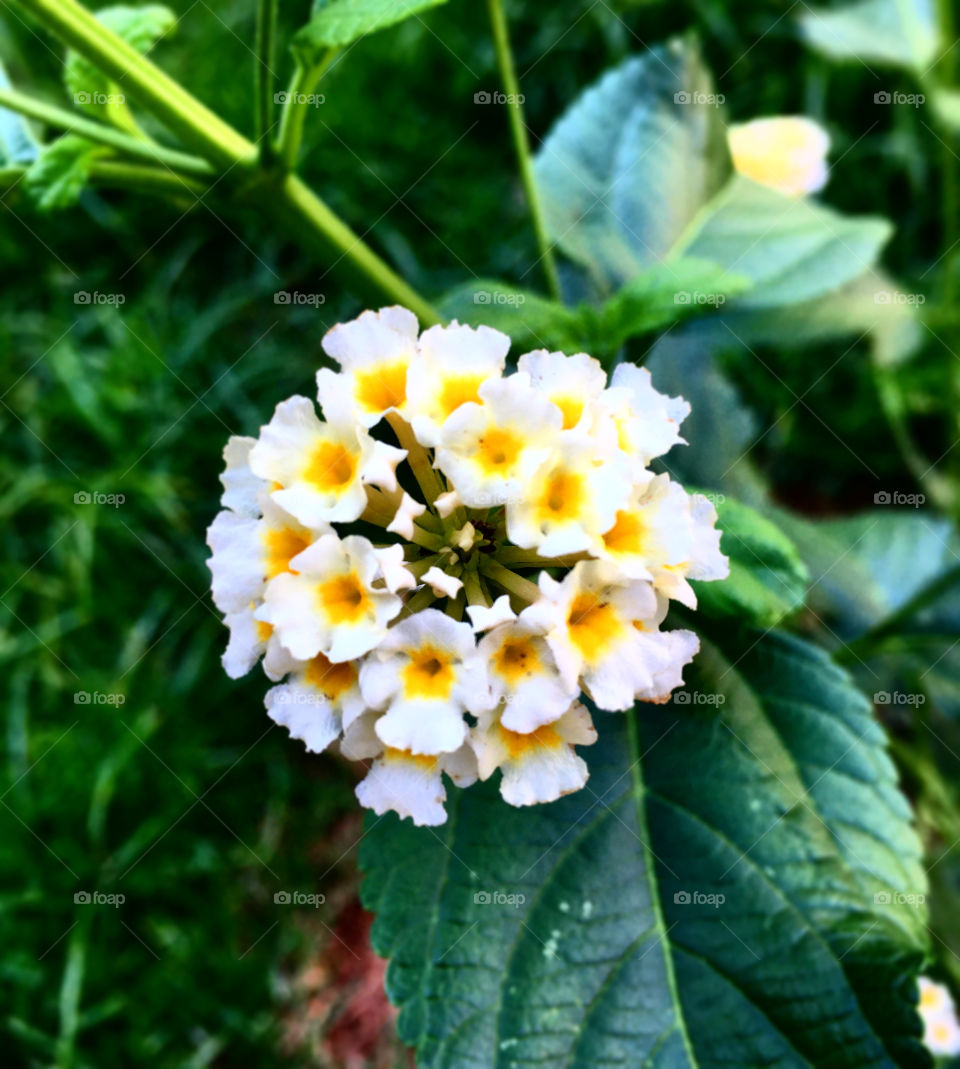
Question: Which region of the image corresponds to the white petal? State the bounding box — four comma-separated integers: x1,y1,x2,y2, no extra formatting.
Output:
222,605,269,679
220,436,264,516
372,544,417,594
466,595,517,632
434,488,462,518
355,750,448,826
266,682,341,753
386,491,426,540
422,566,463,599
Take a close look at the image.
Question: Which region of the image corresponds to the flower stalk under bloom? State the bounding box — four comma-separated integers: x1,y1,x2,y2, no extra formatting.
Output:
207,308,728,825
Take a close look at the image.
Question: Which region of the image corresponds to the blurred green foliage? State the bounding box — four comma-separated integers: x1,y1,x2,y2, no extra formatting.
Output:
1,0,959,1064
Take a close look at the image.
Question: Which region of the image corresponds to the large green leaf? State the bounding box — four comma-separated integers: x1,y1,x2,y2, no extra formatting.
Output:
799,0,939,73
361,630,930,1068
533,39,729,292
693,495,808,627
292,0,446,66
673,176,893,309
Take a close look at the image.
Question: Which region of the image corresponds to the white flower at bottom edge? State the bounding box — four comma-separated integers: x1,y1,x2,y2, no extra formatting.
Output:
257,533,401,662
470,701,597,807
249,395,405,527
478,618,578,733
351,717,478,826
265,652,367,754
359,609,491,755
521,560,698,711
919,978,960,1057
317,305,419,427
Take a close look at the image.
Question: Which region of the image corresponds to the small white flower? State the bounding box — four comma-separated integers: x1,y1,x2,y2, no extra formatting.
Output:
919,977,960,1057
266,652,366,753
249,396,404,527
355,740,478,826
434,487,463,518
728,116,830,198
371,544,418,594
471,701,596,806
317,305,418,426
478,618,577,732
506,432,631,558
406,320,510,446
466,594,517,633
219,435,263,517
602,364,690,468
359,609,491,755
258,532,402,662
421,566,464,600
516,349,607,431
386,491,427,540
221,602,273,679
435,373,562,507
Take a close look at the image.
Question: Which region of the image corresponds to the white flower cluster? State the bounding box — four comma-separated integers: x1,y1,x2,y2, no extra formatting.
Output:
206,307,728,826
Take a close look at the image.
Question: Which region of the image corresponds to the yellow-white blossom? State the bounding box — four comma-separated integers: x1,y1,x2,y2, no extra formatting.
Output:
918,977,960,1058
728,116,830,198
206,306,727,825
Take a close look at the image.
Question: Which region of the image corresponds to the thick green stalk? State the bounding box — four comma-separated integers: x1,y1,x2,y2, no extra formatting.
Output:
0,87,213,175
254,0,278,153
12,0,441,323
484,0,561,301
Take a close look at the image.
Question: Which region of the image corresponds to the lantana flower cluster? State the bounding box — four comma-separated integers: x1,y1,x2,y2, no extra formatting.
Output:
206,307,728,825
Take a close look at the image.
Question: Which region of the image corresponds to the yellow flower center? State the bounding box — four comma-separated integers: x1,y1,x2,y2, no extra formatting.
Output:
552,395,583,430
304,439,357,492
304,652,357,699
263,526,312,578
354,360,408,413
438,374,486,419
402,645,456,700
498,723,562,758
536,470,585,522
476,428,523,473
602,510,646,555
567,593,625,661
317,571,370,624
384,747,439,770
492,636,541,685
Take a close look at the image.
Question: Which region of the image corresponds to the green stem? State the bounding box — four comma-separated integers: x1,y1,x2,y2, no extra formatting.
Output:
89,161,208,196
386,413,447,500
0,87,213,176
462,567,490,607
254,0,278,154
484,0,561,301
478,557,541,603
936,0,958,308
277,49,338,170
12,0,442,323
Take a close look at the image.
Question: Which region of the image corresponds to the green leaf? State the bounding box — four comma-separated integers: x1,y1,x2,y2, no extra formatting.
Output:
361,629,930,1068
932,89,960,132
799,0,939,72
0,63,38,165
673,176,893,308
65,5,176,122
23,135,106,211
533,39,730,292
597,258,750,350
292,0,446,66
693,495,808,627
776,509,960,717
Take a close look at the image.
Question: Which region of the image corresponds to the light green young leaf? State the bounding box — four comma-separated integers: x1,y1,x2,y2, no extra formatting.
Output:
65,5,176,122
292,0,446,67
692,494,808,627
361,630,929,1068
0,63,38,165
674,175,892,308
799,0,939,72
24,136,106,211
932,89,960,132
533,39,730,293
